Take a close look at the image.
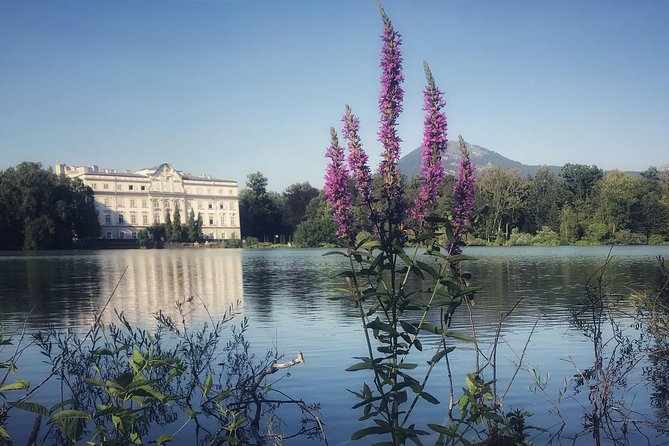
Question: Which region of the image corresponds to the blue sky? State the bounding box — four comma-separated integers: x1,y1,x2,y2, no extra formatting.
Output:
1,1,668,191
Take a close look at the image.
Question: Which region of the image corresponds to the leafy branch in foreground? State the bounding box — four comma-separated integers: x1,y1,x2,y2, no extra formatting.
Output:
1,292,325,446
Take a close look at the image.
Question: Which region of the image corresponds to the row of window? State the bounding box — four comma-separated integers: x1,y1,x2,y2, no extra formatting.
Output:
104,230,239,240
100,197,236,211
91,182,235,195
103,213,237,227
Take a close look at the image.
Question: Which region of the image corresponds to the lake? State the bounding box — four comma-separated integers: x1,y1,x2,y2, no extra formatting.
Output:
1,246,668,445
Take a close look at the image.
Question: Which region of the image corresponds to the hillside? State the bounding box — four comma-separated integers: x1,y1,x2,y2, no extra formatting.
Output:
397,140,562,178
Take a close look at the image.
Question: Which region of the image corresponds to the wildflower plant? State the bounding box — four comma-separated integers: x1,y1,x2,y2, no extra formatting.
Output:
325,4,482,445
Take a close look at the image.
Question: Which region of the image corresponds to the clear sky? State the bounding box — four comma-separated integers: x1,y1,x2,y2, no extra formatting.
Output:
1,1,668,191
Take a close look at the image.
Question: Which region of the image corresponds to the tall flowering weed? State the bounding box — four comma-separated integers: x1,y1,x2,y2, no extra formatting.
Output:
324,4,484,445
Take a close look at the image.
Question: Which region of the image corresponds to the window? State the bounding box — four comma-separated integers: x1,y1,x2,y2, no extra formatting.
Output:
129,199,135,208
104,198,111,206
218,189,223,195
164,199,169,209
116,184,122,190
231,213,236,226
105,214,111,224
207,188,211,194
198,202,203,210
120,231,125,239
153,199,159,208
142,199,147,208
117,199,124,207
118,214,124,224
209,217,214,225
208,203,213,209
140,185,146,191
129,185,134,191
131,232,137,239
154,214,160,224
130,214,137,224
219,203,225,209
106,231,112,239
92,183,97,190
142,214,148,225
103,183,109,190
228,189,233,195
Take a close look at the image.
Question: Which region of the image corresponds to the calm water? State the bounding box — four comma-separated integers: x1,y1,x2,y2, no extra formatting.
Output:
1,246,668,445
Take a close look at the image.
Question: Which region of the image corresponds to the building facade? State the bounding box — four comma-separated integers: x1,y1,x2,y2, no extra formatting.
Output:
56,163,240,240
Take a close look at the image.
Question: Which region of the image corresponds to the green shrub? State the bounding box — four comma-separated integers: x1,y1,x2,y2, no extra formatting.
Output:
611,230,647,245
585,223,610,243
648,234,667,245
531,226,561,246
508,229,532,246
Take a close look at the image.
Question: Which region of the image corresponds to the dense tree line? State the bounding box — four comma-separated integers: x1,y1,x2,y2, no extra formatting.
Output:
0,162,100,250
274,164,669,247
239,172,319,245
471,164,669,245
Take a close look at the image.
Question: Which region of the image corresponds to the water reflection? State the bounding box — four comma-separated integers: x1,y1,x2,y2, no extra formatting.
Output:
0,249,244,330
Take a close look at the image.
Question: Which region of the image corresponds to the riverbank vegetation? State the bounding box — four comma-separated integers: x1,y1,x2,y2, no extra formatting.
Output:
0,162,100,250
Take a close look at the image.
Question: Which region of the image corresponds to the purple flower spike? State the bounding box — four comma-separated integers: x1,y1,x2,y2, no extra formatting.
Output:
325,127,355,241
343,105,374,209
377,3,405,224
411,62,447,226
449,135,477,254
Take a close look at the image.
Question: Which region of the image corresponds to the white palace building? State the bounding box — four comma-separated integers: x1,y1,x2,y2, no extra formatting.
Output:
56,163,240,241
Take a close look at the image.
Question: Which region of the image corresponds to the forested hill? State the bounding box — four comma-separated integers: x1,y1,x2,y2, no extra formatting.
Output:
398,140,562,178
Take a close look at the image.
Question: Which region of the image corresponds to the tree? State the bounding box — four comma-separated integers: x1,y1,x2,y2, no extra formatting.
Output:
187,209,198,242
0,162,100,250
527,167,566,233
596,171,638,233
164,212,173,242
559,163,603,204
293,193,338,247
239,172,282,241
172,207,182,242
281,182,319,239
474,167,530,242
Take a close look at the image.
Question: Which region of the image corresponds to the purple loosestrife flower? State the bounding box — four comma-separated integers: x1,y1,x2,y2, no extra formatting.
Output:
449,135,477,254
324,127,354,242
411,62,447,226
377,3,405,224
343,105,375,210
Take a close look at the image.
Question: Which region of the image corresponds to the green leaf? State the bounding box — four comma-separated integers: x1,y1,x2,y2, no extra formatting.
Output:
420,391,440,404
81,377,106,387
429,346,455,365
156,434,172,445
0,425,10,440
49,399,76,415
351,426,390,440
427,423,451,435
0,380,29,392
50,410,91,421
203,372,213,396
322,250,349,257
8,401,48,416
346,361,374,372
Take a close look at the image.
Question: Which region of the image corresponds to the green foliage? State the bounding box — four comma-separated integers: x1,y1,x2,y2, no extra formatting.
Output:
0,162,100,250
610,229,647,245
649,234,667,245
137,229,149,248
559,163,603,203
531,226,561,246
293,193,338,247
239,172,282,241
1,308,323,445
585,222,610,243
507,229,532,246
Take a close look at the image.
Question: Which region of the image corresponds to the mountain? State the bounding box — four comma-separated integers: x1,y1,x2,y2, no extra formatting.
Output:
397,140,562,178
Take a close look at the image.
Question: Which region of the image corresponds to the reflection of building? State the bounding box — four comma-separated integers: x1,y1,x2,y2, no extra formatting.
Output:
55,163,240,240
99,250,244,327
